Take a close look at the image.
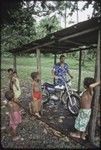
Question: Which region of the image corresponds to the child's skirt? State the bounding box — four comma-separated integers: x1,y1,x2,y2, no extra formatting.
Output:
9,111,22,130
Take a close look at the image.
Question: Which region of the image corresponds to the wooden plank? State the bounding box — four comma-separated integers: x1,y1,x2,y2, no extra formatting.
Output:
59,27,99,42
35,45,97,54
54,54,57,84
16,27,98,54
13,54,17,71
36,49,41,82
88,30,100,143
24,41,54,53
64,39,83,46
54,53,57,65
77,50,82,93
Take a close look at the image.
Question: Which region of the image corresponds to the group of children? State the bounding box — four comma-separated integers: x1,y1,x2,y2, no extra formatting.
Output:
4,69,42,140
4,68,100,141
4,69,21,141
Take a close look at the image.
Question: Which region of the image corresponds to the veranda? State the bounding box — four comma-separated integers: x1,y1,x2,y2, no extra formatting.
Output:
9,17,100,144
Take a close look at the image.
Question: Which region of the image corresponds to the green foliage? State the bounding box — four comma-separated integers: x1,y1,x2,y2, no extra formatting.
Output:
1,0,99,59
1,1,62,55
36,16,61,39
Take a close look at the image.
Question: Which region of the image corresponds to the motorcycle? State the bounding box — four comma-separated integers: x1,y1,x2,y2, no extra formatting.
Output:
41,76,80,115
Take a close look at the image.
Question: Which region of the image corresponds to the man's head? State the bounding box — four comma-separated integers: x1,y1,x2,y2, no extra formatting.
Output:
83,77,95,89
60,55,65,63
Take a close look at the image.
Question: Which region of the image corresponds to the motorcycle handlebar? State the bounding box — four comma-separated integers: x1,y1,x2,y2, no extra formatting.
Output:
57,76,71,83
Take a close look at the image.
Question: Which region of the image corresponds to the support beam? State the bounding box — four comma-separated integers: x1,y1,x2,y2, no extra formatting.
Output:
59,27,98,42
36,49,41,85
54,53,57,65
36,48,43,115
77,50,82,93
15,27,98,54
13,54,17,71
88,30,100,143
54,53,57,84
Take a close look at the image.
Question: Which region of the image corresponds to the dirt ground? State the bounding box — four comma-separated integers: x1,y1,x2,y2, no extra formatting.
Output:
1,71,100,149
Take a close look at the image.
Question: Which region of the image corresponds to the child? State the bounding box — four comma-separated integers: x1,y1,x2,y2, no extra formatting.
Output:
70,77,100,140
5,91,22,141
12,71,21,102
30,72,42,118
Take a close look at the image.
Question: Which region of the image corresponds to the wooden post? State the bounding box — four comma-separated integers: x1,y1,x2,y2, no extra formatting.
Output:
77,50,82,93
88,30,100,143
13,54,17,71
36,48,43,114
54,53,57,84
54,53,57,65
36,49,41,81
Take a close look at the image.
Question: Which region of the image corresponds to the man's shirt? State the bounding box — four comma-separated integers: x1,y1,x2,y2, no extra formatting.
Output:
53,62,69,85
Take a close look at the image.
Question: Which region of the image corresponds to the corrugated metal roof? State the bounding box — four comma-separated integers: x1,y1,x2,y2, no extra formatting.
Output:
9,17,101,54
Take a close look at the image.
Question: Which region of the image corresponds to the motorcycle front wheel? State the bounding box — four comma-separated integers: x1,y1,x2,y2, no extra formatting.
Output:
67,94,80,115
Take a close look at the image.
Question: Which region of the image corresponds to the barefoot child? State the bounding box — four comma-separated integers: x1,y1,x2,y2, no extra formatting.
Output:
70,77,100,140
5,91,22,141
12,71,21,102
30,72,42,118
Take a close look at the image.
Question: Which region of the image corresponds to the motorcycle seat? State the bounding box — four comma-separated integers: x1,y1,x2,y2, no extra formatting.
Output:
43,82,54,88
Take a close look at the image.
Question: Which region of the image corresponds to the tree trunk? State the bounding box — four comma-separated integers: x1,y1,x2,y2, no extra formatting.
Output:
88,30,100,143
36,49,41,82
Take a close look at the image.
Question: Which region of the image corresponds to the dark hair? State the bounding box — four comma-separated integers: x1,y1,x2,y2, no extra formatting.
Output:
60,55,65,59
31,72,39,80
5,91,14,101
13,71,17,74
84,77,95,88
8,68,13,72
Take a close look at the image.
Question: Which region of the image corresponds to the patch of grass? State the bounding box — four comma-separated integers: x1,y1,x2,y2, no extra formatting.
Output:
1,56,95,90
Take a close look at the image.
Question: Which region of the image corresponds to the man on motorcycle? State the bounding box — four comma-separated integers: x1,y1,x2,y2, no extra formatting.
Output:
52,55,73,86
